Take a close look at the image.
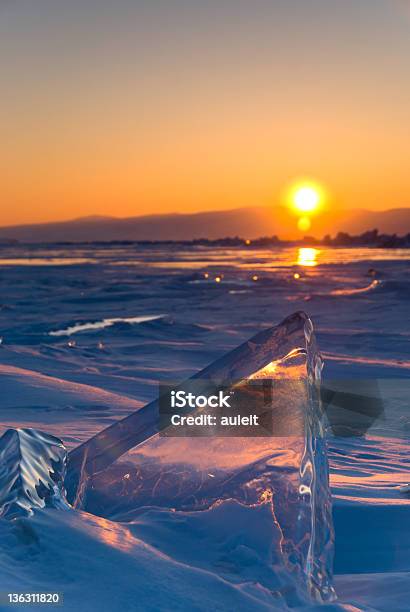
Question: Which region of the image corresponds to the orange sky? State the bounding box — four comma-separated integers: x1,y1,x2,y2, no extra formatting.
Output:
1,0,410,226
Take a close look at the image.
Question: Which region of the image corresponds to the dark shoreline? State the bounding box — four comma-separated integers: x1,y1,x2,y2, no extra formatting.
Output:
1,228,410,249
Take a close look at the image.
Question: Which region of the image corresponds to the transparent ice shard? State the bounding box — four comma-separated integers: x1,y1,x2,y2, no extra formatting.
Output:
67,311,335,604
0,428,69,519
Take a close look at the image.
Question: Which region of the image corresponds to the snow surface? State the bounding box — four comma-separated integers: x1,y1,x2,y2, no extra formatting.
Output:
0,244,409,610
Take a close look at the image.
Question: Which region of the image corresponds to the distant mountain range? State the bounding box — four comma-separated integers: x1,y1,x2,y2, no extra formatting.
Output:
1,206,410,243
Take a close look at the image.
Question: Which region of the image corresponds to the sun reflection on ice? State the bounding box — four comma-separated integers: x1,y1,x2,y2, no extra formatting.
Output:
297,247,320,267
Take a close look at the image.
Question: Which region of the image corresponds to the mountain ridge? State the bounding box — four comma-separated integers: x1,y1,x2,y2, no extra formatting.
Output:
1,206,410,243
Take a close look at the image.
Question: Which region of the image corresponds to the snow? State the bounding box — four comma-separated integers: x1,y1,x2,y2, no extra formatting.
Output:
0,243,409,610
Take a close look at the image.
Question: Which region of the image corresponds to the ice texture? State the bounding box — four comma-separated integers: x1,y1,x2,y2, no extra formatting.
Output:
0,428,69,519
67,311,335,605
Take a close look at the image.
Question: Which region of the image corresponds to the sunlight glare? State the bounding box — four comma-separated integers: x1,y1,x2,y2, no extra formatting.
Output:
287,179,325,217
297,248,320,267
295,185,321,212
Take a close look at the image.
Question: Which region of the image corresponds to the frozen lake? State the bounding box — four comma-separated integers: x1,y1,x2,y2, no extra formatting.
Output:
0,243,409,610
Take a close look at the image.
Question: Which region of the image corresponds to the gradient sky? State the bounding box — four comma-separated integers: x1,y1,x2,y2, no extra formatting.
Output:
1,0,410,225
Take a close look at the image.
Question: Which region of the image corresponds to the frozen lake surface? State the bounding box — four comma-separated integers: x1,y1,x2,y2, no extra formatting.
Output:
0,243,409,610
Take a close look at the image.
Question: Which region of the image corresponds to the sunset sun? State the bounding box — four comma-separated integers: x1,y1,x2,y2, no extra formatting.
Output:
285,180,326,233
289,181,324,214
293,186,320,213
